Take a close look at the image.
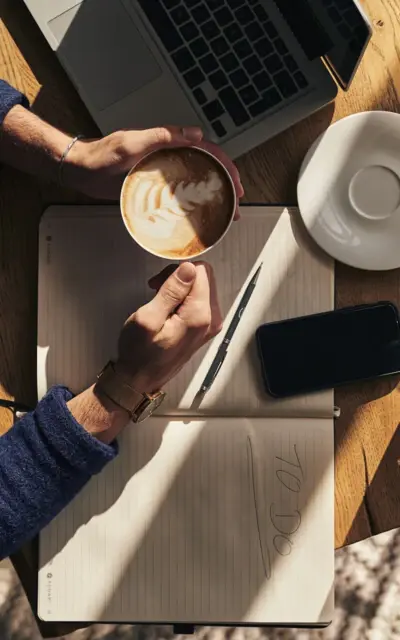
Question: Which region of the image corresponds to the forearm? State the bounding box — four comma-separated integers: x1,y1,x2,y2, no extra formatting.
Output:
67,385,130,444
0,385,129,559
0,105,74,183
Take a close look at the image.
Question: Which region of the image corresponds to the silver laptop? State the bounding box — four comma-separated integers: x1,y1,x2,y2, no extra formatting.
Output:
23,0,372,158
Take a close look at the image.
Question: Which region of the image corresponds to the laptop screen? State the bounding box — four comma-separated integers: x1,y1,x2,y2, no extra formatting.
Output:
273,0,372,89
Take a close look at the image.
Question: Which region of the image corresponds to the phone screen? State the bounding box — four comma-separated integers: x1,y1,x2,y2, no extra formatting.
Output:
273,0,372,89
256,303,400,397
321,0,372,88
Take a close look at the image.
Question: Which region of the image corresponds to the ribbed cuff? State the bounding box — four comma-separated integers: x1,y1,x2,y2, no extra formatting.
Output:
0,80,29,125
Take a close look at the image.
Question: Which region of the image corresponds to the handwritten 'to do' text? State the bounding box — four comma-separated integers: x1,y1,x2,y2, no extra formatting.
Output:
270,445,304,557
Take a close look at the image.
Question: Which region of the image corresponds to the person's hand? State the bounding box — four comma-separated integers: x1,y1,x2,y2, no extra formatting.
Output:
116,261,222,393
65,126,244,218
69,261,221,442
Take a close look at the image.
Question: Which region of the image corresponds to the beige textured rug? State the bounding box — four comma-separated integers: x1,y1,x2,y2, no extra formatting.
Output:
1,529,400,640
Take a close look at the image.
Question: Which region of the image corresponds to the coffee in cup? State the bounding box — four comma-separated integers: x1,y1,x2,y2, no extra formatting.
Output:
120,146,236,259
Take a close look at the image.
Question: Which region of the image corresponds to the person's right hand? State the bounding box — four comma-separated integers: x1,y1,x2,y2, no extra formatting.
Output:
66,126,244,217
116,262,222,393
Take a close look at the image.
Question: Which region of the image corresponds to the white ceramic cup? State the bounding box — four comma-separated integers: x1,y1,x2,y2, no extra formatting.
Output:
120,145,237,260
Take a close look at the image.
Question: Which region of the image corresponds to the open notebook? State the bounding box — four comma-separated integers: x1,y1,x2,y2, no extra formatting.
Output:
37,205,335,626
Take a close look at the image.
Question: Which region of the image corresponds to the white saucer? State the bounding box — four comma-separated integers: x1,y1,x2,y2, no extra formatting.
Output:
297,111,400,271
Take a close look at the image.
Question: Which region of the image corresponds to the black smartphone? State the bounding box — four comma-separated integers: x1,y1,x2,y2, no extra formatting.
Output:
273,0,372,89
256,302,400,398
309,0,373,89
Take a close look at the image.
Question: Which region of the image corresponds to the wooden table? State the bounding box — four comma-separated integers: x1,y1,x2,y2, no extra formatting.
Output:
1,0,400,635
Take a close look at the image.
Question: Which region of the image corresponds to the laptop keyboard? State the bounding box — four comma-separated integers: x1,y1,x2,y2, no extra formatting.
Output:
137,0,309,139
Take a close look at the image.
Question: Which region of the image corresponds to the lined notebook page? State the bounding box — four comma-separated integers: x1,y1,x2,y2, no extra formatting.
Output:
38,416,334,624
38,205,334,418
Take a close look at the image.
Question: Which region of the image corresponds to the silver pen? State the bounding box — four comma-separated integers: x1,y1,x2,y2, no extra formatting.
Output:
199,263,263,394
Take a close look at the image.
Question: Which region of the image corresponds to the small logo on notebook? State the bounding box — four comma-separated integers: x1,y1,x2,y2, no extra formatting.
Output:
46,572,53,610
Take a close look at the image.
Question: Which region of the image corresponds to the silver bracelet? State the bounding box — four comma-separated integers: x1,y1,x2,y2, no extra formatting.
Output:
58,134,84,188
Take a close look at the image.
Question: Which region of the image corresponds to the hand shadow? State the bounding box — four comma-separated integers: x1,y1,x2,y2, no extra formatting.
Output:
39,418,169,569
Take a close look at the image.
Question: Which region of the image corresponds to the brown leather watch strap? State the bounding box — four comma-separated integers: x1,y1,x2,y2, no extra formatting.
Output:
95,361,145,417
95,361,166,423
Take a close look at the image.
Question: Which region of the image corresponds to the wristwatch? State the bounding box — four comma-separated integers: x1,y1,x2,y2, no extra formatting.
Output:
95,361,166,423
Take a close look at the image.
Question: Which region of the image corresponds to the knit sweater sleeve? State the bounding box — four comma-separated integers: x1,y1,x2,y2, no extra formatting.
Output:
0,80,29,125
0,386,118,559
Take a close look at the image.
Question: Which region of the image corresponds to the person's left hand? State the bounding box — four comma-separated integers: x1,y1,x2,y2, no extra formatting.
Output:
64,125,244,218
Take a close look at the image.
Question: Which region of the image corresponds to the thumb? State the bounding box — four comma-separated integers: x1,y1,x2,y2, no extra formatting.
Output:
147,262,197,324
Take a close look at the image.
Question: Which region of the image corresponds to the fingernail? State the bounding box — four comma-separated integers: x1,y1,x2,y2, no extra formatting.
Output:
182,127,203,143
176,262,196,284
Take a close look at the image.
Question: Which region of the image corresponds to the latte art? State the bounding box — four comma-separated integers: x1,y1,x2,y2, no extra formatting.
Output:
121,148,235,259
132,169,224,240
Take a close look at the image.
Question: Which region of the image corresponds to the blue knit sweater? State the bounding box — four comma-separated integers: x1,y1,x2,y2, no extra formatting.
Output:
0,81,117,559
0,387,117,559
0,80,29,122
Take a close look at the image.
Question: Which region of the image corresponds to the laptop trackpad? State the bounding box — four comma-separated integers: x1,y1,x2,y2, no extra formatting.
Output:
48,0,161,110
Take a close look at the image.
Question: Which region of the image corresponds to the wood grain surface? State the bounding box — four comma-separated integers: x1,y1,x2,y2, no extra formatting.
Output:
0,0,400,635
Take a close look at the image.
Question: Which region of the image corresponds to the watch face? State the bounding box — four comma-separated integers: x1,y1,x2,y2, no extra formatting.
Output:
136,392,166,423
